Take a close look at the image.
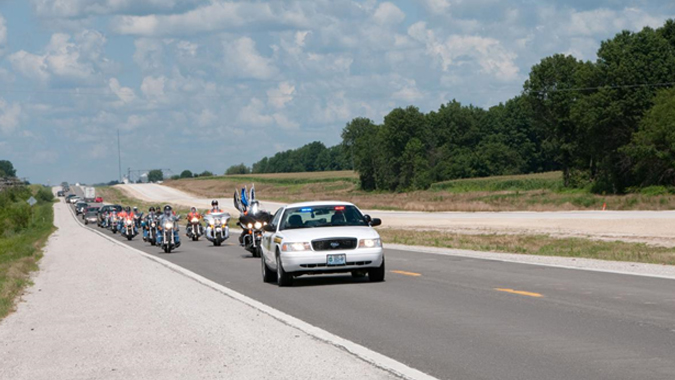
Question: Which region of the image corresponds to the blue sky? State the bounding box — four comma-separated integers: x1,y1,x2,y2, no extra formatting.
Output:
0,0,673,184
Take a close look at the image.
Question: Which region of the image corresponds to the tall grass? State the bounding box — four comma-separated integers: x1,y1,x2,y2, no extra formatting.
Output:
0,186,56,319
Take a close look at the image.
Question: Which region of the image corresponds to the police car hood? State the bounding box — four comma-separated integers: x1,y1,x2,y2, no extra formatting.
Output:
280,226,380,242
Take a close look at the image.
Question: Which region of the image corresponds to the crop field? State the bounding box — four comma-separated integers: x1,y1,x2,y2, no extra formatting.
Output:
164,171,675,212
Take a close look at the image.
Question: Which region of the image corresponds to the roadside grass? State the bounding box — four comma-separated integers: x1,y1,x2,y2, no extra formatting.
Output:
0,186,56,320
378,228,675,266
165,170,675,212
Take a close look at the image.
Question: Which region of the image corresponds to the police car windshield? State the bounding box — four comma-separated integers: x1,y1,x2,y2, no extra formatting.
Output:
279,205,367,230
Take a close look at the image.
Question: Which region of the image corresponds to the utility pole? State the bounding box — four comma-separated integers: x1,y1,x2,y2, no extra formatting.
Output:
117,129,122,183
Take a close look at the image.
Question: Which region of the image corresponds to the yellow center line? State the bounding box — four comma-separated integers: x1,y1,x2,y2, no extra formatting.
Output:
391,270,422,277
495,288,543,298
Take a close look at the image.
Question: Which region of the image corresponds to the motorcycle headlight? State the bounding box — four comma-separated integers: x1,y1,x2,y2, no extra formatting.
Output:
247,223,253,229
281,242,311,252
209,219,215,226
126,219,133,225
191,217,199,223
254,222,262,230
358,238,382,248
151,223,156,227
164,222,174,229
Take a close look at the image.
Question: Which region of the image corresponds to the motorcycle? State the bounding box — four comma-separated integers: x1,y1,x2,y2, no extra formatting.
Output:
143,214,159,246
159,216,180,253
121,216,138,241
109,212,120,234
186,216,204,241
99,212,109,228
204,212,230,246
238,214,269,258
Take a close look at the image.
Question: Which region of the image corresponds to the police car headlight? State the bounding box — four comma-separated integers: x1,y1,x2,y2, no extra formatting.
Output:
359,238,381,248
282,242,311,252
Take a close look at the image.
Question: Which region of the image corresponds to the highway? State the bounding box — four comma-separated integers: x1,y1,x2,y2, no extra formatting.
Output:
71,187,675,380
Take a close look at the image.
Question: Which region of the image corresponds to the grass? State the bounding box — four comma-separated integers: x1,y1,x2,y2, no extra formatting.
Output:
0,186,56,320
378,228,675,265
164,171,675,212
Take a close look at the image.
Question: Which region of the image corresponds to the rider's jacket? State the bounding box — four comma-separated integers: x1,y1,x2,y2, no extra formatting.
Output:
187,212,202,220
206,208,223,215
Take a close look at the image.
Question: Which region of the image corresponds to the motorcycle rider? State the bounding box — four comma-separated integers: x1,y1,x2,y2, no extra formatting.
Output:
157,205,181,248
186,207,203,237
142,206,157,241
238,200,271,246
206,200,223,214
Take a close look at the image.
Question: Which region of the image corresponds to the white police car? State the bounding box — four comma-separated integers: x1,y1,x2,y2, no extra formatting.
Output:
261,201,384,286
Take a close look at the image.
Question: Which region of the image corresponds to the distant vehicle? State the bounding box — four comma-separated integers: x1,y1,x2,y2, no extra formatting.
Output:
83,206,100,219
69,196,82,204
57,190,65,197
94,197,103,203
261,201,384,287
84,210,99,225
65,194,76,202
84,187,96,202
75,202,89,215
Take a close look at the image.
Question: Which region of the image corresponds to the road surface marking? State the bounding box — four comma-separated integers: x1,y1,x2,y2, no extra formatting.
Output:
495,288,543,297
391,270,422,277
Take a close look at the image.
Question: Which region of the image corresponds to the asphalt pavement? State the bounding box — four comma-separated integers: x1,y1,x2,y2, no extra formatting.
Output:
70,188,675,380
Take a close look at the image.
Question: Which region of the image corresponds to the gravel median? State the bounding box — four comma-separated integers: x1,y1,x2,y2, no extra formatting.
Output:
0,201,400,380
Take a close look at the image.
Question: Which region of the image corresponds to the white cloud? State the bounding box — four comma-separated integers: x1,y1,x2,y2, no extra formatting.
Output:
267,82,295,109
140,75,166,101
373,2,405,26
0,14,7,56
421,0,451,14
565,8,666,37
272,113,300,131
133,38,164,71
408,22,519,81
0,98,21,135
8,30,109,85
223,37,277,80
113,2,309,36
31,0,208,18
238,98,273,126
109,78,136,104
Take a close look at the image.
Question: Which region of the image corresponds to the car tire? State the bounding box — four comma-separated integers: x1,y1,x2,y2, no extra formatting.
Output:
368,258,385,282
262,255,276,283
276,253,293,287
253,246,262,258
85,220,88,225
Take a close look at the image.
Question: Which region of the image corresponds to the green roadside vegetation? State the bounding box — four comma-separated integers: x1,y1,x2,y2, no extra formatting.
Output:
0,185,56,320
378,229,675,266
165,171,675,212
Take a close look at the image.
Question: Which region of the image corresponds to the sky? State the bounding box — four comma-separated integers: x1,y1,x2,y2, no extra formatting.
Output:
0,0,673,184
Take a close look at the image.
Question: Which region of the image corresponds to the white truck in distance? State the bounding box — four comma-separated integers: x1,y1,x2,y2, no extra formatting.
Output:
84,187,96,202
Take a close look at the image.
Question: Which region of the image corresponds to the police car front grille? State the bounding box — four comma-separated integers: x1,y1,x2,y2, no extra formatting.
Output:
311,238,357,251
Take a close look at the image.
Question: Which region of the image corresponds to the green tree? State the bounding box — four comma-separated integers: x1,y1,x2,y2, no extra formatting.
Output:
199,170,213,177
623,87,675,186
180,170,193,178
148,169,163,182
524,54,589,187
0,160,17,177
341,118,379,190
225,164,251,175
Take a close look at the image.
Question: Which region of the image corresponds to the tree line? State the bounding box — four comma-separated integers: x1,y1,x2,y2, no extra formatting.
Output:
226,20,675,194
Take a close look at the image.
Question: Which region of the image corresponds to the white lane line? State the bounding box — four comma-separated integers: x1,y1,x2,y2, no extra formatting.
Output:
66,204,438,380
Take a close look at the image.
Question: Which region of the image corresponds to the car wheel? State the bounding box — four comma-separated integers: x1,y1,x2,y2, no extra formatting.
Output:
368,258,385,282
262,255,276,283
253,246,262,258
276,253,293,287
85,220,88,225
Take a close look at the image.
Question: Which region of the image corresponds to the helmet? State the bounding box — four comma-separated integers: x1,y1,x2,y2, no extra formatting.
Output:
149,207,155,212
125,206,131,212
164,205,172,212
133,207,138,212
190,207,196,212
211,200,219,207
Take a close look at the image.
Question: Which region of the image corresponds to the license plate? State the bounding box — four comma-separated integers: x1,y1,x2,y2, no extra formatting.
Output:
327,254,346,266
